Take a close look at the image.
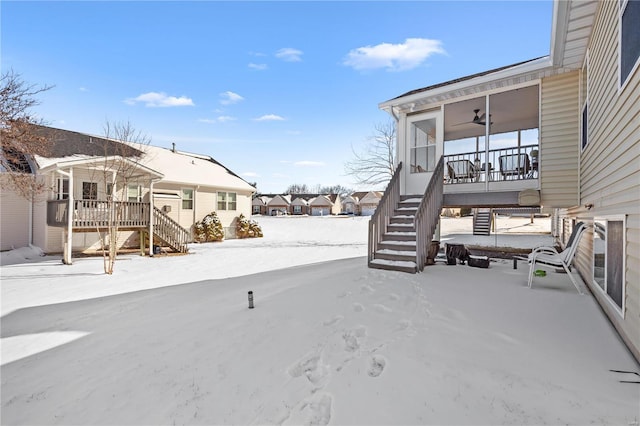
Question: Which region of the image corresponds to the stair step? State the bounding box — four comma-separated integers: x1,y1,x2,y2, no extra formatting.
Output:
379,240,416,251
369,258,417,274
387,224,415,232
384,231,416,241
375,249,416,262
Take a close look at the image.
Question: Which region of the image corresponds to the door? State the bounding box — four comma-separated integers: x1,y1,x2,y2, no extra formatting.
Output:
405,111,443,195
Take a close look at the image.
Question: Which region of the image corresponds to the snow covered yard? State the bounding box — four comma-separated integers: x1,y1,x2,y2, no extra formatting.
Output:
1,216,638,425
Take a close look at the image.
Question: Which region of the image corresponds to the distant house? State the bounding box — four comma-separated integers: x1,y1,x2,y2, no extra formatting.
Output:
0,125,255,261
309,194,341,216
266,194,291,216
290,196,311,215
252,195,271,215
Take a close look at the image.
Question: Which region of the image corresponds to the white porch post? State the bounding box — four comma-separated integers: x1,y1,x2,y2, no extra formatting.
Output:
149,180,154,257
65,167,74,264
484,96,491,192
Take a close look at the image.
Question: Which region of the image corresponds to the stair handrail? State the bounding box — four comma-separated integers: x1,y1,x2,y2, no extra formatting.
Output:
368,162,403,266
414,156,445,272
153,207,191,253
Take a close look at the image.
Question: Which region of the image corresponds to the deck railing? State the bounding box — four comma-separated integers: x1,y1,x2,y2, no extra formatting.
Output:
444,143,539,183
414,156,445,272
153,207,191,253
368,162,403,266
47,200,148,228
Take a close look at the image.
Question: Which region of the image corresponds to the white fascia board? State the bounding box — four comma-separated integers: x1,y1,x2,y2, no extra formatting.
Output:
38,155,163,179
378,56,553,110
551,0,571,67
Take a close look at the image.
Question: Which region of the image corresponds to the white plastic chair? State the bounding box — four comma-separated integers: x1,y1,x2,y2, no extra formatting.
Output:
527,222,587,294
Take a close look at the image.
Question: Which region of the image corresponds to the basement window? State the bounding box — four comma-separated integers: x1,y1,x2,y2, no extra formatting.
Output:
593,216,626,314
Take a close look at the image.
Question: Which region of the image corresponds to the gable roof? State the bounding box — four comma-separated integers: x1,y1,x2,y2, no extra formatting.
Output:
140,144,255,192
27,125,254,193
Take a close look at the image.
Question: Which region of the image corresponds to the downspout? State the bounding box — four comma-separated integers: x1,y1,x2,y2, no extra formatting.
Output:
148,179,156,257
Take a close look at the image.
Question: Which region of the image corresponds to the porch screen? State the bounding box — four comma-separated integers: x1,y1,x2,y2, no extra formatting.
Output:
410,118,436,173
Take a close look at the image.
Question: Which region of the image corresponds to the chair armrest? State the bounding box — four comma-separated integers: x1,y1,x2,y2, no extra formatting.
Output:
530,246,560,256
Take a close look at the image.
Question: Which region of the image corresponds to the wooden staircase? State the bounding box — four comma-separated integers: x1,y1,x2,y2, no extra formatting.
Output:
473,208,493,236
152,207,191,253
369,196,421,273
368,157,445,274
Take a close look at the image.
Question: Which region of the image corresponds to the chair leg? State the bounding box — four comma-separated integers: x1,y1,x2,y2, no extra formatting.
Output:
562,263,584,295
528,258,536,288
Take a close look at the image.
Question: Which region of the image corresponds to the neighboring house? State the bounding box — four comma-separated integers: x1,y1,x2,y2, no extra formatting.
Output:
290,196,311,215
266,194,291,216
140,143,255,239
342,191,383,216
0,125,255,261
372,0,639,361
252,195,271,215
309,194,341,216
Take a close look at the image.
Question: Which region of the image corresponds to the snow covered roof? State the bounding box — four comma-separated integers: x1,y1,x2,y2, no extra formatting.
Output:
139,144,255,193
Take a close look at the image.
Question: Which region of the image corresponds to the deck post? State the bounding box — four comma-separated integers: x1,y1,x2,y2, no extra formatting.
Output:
149,180,154,257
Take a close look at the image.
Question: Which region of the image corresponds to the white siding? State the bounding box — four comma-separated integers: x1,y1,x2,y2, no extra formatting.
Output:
540,71,581,207
0,185,30,251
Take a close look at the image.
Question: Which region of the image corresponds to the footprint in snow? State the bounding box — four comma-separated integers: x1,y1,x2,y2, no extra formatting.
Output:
367,355,387,378
389,293,400,301
360,284,375,293
300,392,333,426
288,353,329,386
322,315,344,326
373,303,392,313
343,326,367,352
352,303,365,312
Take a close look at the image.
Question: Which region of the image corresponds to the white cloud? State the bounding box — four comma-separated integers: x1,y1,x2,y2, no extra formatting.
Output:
125,92,194,107
294,161,325,167
242,172,260,178
198,116,237,124
343,38,445,71
254,114,285,122
219,91,244,105
276,48,303,62
79,87,88,92
248,63,268,70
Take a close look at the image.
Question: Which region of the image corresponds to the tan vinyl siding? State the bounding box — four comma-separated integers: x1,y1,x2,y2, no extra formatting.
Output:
540,71,581,208
572,0,640,360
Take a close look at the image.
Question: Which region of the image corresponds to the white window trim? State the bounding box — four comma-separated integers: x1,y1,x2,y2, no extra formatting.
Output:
619,0,640,92
580,50,589,152
592,215,626,317
182,188,194,210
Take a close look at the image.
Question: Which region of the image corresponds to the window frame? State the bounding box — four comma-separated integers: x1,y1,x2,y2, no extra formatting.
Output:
580,51,589,151
217,191,237,211
182,188,194,210
127,184,142,202
56,177,69,200
82,182,98,200
619,0,640,91
592,215,626,316
409,117,437,174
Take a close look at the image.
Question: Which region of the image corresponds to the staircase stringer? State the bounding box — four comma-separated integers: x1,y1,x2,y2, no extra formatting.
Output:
153,207,191,253
414,156,445,272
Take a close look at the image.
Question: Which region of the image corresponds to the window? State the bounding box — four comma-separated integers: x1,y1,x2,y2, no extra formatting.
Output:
293,205,302,214
252,205,260,214
620,0,640,88
580,54,589,149
56,178,69,200
106,183,114,199
410,118,436,173
82,182,97,200
593,216,626,313
182,189,193,209
217,192,237,210
127,184,142,202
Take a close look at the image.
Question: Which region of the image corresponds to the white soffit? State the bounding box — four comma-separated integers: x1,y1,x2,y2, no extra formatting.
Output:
551,0,599,68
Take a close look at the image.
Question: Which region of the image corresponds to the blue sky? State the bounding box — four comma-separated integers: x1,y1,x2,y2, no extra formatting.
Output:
2,1,553,193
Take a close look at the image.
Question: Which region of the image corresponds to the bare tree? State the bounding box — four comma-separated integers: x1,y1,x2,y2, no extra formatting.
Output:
0,70,53,198
91,120,150,274
344,120,396,187
285,183,310,194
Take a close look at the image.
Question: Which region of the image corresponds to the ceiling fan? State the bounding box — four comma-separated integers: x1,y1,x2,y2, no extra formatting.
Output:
453,109,492,127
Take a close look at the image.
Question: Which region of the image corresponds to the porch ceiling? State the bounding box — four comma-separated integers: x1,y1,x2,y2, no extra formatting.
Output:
443,85,539,141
